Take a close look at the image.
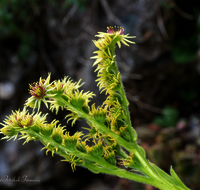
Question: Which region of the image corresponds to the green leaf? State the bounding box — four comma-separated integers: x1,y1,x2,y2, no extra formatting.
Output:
132,128,137,140
153,106,179,127
88,168,100,174
170,167,190,190
150,163,178,187
138,146,146,158
172,185,187,190
171,33,198,64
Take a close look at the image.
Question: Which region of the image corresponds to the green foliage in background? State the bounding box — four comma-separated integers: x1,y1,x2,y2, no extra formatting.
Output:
153,106,179,127
172,13,200,64
179,88,198,102
172,35,198,64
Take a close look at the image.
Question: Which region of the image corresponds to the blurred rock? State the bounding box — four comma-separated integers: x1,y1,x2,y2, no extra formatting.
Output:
0,82,15,100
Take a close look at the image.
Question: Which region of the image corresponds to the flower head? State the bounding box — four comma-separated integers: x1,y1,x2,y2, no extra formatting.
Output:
86,140,104,157
30,81,46,99
93,26,136,49
25,73,53,110
120,152,135,167
103,150,116,165
90,104,107,123
107,26,124,35
63,131,83,148
62,154,84,172
1,107,33,130
0,107,47,141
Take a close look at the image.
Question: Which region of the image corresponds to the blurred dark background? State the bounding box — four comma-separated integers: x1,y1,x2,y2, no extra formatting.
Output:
0,0,200,189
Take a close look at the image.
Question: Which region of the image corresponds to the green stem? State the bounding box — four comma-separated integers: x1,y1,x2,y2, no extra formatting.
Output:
23,129,175,189
108,44,135,143
19,128,186,190
52,96,180,190
134,147,160,178
55,96,159,180
117,148,128,159
80,162,174,190
108,44,165,186
55,95,137,149
118,81,135,143
120,140,168,188
25,129,120,170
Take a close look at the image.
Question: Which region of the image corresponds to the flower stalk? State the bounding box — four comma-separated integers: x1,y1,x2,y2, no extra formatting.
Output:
0,26,190,190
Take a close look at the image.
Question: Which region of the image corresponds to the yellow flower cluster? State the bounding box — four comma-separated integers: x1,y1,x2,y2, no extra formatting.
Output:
90,26,135,143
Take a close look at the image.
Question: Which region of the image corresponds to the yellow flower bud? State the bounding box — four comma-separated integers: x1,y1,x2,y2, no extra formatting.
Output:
1,126,17,137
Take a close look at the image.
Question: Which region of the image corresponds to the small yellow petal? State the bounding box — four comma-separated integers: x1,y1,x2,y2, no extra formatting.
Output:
121,40,129,46
117,41,121,49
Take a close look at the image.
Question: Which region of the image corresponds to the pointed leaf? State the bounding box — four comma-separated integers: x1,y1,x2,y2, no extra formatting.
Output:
150,163,178,187
170,167,190,190
117,41,121,48
172,185,187,190
132,128,137,140
138,146,146,158
121,39,129,46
